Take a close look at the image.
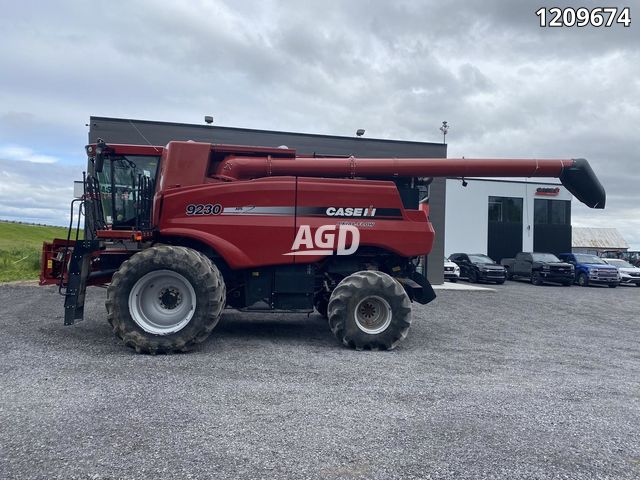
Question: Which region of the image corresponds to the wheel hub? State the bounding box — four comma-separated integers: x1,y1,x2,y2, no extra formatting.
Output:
128,270,196,335
354,295,392,335
159,287,182,310
359,302,377,320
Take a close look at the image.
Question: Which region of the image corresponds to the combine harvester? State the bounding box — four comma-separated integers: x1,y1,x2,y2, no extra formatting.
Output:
40,140,605,353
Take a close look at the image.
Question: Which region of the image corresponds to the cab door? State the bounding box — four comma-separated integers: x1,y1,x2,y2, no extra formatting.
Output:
514,253,532,276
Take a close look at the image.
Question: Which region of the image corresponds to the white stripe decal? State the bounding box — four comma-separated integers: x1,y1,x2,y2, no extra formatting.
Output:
282,250,333,256
221,206,295,216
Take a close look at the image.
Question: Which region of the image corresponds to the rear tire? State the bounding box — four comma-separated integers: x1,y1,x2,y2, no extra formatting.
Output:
505,267,513,280
327,271,411,351
106,246,226,354
608,284,617,288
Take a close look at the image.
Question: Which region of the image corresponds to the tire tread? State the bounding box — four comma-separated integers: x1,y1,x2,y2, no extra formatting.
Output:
106,246,225,354
327,270,412,351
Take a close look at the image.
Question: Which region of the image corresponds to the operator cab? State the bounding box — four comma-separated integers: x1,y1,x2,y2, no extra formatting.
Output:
90,142,161,231
96,155,159,228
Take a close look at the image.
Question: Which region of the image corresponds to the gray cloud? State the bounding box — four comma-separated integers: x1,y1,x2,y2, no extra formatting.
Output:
0,0,638,247
0,159,82,225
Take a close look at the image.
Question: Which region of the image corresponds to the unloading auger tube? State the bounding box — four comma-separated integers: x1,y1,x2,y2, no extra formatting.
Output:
216,156,605,209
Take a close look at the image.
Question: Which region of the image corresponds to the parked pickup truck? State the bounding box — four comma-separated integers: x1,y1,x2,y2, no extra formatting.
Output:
501,252,574,286
557,253,620,288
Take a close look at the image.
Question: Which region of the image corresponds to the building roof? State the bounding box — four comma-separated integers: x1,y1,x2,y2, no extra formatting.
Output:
88,116,446,158
572,227,629,249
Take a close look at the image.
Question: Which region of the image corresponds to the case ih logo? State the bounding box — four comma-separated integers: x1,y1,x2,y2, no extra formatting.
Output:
326,206,376,217
284,225,360,256
535,187,560,196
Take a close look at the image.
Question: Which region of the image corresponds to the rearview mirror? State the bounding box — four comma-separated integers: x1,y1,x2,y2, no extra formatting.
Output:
94,155,104,173
94,139,107,173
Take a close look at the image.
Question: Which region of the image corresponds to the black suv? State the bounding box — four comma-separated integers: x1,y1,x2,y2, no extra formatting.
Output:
449,253,506,284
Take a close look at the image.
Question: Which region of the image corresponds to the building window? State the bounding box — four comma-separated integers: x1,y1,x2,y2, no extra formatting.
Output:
534,199,571,225
534,199,548,224
488,196,523,223
488,199,502,222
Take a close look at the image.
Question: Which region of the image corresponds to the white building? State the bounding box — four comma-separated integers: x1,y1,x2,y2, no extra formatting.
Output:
445,178,573,262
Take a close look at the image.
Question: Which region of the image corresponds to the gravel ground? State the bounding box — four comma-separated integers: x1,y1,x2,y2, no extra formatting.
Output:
0,280,638,479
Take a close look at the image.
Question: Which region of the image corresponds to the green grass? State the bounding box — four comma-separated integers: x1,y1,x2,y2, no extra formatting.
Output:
0,221,72,282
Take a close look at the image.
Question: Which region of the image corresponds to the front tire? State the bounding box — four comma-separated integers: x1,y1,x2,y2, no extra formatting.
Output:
327,271,411,350
468,269,479,283
577,273,589,287
531,271,543,286
106,246,226,354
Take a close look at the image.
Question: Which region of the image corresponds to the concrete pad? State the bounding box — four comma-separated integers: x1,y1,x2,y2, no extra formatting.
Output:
432,281,495,291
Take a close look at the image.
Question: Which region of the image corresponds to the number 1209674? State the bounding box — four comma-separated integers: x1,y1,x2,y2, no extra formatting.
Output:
536,7,631,27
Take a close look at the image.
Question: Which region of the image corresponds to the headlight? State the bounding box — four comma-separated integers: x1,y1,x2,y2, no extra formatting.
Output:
454,266,460,273
542,265,550,271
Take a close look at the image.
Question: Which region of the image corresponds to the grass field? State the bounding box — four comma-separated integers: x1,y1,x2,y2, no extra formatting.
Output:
0,221,71,282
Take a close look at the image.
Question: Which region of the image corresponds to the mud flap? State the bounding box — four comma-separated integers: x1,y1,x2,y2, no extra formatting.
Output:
396,272,437,305
64,240,100,325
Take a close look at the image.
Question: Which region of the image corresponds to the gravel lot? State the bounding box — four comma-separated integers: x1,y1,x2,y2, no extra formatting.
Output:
1,280,639,479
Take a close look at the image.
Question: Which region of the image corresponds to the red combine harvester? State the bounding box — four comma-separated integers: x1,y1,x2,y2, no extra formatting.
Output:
40,140,605,353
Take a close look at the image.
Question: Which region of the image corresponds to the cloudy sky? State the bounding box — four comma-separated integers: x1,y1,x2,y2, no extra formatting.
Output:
1,1,638,247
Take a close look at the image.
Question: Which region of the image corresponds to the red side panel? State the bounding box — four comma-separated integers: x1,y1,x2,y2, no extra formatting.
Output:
294,178,434,263
157,177,435,270
158,177,297,269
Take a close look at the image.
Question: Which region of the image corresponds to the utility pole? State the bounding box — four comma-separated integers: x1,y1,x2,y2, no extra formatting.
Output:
439,121,449,144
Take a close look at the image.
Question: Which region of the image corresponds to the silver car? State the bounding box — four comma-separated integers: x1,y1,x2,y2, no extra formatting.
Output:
603,258,640,286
